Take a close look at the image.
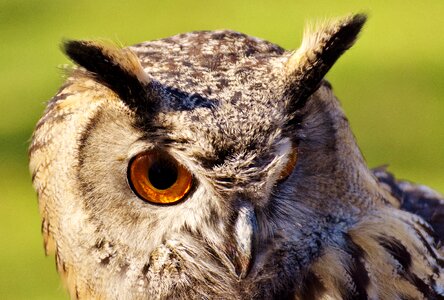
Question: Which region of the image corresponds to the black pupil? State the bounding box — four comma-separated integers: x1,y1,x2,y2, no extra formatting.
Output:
148,158,178,190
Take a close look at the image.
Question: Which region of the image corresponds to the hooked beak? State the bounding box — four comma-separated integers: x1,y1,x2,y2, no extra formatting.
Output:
232,202,258,279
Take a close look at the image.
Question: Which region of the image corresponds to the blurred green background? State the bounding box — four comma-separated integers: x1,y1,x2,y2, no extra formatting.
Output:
1,0,443,298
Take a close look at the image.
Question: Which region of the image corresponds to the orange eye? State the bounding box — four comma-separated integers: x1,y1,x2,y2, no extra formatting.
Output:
277,147,298,182
128,150,193,204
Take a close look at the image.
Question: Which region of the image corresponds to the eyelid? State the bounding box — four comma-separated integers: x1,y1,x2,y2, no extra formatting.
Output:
277,147,298,182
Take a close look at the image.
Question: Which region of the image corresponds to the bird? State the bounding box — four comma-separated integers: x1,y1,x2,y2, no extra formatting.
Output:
28,13,444,299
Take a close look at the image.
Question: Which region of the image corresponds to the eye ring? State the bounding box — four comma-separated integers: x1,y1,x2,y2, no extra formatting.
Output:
127,150,193,205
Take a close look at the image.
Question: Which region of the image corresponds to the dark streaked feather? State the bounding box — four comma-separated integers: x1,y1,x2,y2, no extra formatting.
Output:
285,14,367,114
63,40,158,114
373,167,444,242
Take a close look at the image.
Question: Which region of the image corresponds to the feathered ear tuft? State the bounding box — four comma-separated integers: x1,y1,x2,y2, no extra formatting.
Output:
63,40,157,112
285,13,367,111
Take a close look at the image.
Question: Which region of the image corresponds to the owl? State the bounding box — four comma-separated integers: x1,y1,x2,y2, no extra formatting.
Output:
29,14,444,299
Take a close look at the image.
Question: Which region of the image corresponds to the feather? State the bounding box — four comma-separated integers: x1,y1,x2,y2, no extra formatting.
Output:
373,166,444,242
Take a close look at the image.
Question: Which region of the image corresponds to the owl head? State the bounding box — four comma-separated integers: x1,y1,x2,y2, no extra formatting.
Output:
29,14,382,298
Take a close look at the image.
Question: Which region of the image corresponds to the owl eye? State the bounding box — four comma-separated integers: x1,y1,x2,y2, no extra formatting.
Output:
277,147,298,182
128,150,193,204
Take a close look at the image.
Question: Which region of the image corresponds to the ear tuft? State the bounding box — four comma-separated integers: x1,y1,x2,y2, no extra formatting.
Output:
63,40,155,112
285,13,367,110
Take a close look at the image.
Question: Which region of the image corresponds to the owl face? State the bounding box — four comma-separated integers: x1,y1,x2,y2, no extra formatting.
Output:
29,15,378,299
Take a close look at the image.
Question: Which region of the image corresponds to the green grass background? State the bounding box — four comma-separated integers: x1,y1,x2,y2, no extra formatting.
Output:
1,0,443,298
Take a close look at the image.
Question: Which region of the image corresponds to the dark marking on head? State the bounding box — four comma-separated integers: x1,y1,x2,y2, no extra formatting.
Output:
41,220,46,235
230,91,242,105
197,145,236,169
95,240,105,249
55,247,67,273
206,207,221,227
100,255,112,266
28,140,47,162
75,285,80,299
119,262,129,275
76,108,104,192
165,87,218,111
142,263,150,276
51,91,75,104
34,110,74,134
43,82,75,110
217,78,229,90
202,53,223,70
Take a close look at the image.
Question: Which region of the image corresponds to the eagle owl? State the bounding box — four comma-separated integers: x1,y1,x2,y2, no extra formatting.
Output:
29,14,444,299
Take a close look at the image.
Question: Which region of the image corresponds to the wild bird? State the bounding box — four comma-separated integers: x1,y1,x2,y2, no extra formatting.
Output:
29,13,444,299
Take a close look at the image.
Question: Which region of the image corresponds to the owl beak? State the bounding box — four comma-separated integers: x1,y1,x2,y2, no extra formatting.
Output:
232,202,257,279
